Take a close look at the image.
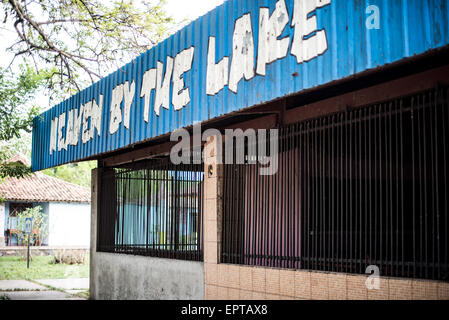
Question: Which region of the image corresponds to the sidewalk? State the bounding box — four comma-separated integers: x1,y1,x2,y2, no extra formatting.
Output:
0,278,89,300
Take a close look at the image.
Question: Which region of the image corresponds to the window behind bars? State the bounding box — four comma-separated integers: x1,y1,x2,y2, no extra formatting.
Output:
97,158,204,261
221,86,449,281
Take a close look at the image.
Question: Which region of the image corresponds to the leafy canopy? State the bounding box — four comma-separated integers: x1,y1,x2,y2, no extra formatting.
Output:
43,161,97,188
0,64,49,180
0,0,175,184
0,64,51,141
2,0,175,93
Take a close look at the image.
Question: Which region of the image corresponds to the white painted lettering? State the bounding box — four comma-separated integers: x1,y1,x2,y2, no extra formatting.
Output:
109,84,124,134
172,47,194,111
206,37,229,95
49,116,58,155
229,13,255,93
57,112,67,151
140,68,157,122
256,0,290,75
82,101,92,144
291,0,331,63
90,95,103,138
65,109,75,147
154,58,174,116
123,81,136,129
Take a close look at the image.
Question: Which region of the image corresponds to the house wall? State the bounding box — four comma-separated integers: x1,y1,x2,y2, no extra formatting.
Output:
48,202,90,247
2,201,85,246
0,203,5,246
89,169,204,300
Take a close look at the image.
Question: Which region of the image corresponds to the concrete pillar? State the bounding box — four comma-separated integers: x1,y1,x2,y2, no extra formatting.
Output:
203,135,222,299
89,167,100,299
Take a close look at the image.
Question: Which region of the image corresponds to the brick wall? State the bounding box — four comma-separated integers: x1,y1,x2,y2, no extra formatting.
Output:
204,264,449,300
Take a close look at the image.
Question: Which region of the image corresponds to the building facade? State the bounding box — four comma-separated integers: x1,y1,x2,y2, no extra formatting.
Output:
0,155,91,248
32,0,449,299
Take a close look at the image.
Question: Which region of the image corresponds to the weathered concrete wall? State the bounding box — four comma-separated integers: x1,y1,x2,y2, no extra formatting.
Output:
90,168,204,300
91,252,204,300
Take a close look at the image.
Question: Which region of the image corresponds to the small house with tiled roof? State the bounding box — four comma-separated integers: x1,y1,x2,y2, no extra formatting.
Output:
0,154,90,247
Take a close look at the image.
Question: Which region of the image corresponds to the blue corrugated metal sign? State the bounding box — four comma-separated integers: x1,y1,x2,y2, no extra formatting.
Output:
31,0,449,171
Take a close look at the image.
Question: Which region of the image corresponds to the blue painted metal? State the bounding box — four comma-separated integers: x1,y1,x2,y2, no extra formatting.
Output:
32,0,449,171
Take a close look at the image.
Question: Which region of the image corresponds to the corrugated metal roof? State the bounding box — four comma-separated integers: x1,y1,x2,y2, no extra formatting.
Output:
31,0,449,171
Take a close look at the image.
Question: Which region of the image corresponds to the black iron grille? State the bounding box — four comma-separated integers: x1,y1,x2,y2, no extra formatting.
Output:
97,158,204,261
221,86,449,281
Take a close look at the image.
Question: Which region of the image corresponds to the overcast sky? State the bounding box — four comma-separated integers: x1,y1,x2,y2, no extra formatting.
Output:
165,0,224,22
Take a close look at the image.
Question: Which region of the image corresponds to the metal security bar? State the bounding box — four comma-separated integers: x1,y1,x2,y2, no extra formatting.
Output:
98,158,204,261
221,86,449,281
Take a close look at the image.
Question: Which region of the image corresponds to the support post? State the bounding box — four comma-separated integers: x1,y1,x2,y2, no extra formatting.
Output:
203,134,223,299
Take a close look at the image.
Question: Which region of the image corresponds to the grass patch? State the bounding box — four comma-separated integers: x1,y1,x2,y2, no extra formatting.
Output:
0,256,89,280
